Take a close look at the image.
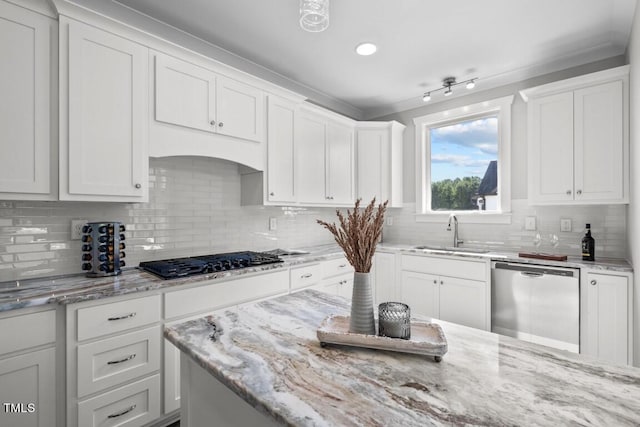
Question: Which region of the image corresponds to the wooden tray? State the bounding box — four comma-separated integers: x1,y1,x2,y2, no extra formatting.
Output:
518,252,568,261
317,315,448,362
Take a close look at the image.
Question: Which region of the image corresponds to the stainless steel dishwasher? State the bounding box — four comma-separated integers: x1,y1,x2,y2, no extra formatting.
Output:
491,262,580,353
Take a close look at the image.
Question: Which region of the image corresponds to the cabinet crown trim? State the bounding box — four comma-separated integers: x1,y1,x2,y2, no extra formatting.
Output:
519,65,629,102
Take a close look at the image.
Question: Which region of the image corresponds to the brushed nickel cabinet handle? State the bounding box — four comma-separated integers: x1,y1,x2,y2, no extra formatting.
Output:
338,264,347,268
107,353,136,365
270,192,275,196
107,404,136,419
210,120,216,126
218,122,224,127
566,190,572,195
134,183,141,189
590,279,597,286
301,273,313,279
107,312,136,321
577,190,582,195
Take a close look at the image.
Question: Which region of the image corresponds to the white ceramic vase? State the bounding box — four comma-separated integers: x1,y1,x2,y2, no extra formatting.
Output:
349,272,376,335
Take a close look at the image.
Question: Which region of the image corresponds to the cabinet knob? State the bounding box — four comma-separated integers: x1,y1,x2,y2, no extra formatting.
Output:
218,122,224,128
433,280,437,284
440,280,444,285
577,190,582,195
270,192,275,196
566,190,572,195
210,120,216,126
590,279,597,286
134,183,141,189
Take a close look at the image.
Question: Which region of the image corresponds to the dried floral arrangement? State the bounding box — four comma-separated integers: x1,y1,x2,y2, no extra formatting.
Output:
317,198,388,273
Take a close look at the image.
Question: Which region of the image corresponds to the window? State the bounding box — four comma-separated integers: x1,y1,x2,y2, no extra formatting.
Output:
414,95,513,223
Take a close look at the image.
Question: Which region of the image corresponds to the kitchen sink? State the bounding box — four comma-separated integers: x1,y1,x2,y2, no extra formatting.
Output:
413,245,490,254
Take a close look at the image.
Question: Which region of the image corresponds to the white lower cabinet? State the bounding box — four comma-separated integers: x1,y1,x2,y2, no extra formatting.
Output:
581,270,633,366
399,254,490,331
373,251,398,305
66,294,162,427
0,308,56,427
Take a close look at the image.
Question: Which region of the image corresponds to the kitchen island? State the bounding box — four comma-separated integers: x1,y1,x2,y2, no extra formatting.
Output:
164,289,640,426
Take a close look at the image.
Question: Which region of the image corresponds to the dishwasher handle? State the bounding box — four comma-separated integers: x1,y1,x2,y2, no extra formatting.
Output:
520,271,544,278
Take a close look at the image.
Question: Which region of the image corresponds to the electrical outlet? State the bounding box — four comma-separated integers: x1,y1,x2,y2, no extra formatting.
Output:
71,219,87,240
269,217,277,231
560,218,572,232
525,216,536,231
386,217,393,226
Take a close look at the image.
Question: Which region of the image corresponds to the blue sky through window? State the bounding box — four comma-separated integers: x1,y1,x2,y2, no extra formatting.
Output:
430,116,498,182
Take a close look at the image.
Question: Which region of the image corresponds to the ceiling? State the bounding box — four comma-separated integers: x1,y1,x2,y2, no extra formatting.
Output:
83,0,636,119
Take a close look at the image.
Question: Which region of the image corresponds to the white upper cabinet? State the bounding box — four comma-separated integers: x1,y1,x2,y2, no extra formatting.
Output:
155,53,216,133
60,17,149,201
0,0,56,200
521,66,628,205
150,51,265,170
266,95,297,203
355,121,405,207
296,106,355,206
154,53,264,142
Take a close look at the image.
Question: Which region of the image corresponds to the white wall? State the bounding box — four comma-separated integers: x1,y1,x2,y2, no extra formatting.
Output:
626,3,640,367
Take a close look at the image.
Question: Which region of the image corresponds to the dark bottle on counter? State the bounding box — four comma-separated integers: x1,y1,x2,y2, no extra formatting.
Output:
581,224,595,261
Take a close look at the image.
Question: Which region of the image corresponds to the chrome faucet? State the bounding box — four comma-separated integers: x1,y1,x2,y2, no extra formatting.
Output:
447,213,464,248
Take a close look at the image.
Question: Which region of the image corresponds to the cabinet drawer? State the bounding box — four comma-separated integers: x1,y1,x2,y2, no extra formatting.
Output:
165,270,288,319
290,264,323,290
401,254,486,281
77,326,160,398
78,375,160,427
0,309,55,355
321,256,353,279
76,295,161,341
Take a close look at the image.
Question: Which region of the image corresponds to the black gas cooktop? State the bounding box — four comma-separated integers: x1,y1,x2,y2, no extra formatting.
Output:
139,251,283,279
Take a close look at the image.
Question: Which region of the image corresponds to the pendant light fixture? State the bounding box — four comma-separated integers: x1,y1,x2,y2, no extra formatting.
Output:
422,76,477,102
300,0,329,32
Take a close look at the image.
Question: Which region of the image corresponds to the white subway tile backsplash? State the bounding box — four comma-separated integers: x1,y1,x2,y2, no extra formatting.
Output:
0,157,629,281
0,157,337,281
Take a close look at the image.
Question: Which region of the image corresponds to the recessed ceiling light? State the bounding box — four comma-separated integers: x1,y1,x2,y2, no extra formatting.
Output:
355,42,377,56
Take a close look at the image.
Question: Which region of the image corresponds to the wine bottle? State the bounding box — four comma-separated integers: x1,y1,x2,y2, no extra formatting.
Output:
581,224,595,261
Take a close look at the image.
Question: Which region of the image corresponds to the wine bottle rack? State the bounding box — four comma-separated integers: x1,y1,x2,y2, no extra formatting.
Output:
80,221,126,277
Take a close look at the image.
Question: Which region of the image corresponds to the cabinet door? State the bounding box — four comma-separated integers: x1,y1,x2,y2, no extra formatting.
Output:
399,271,439,319
0,347,55,427
439,277,487,330
374,252,396,305
0,2,52,196
574,81,624,202
216,76,264,142
66,20,148,199
326,121,354,205
266,96,296,203
296,112,327,203
155,53,217,133
583,272,629,365
356,129,387,203
528,92,574,203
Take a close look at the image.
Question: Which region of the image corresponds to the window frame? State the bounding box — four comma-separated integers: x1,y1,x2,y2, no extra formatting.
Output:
413,95,514,224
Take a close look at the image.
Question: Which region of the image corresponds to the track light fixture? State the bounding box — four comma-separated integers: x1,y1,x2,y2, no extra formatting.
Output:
422,76,477,102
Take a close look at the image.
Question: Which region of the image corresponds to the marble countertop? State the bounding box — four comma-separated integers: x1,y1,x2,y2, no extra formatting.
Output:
0,245,347,312
0,242,631,313
165,290,640,427
379,242,634,272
